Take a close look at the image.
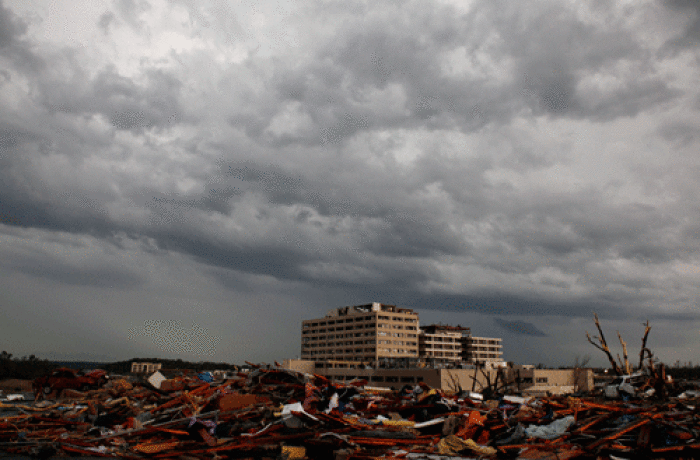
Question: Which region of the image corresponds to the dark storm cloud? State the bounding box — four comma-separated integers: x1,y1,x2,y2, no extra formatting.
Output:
151,230,308,280
98,12,117,33
661,0,700,51
494,318,547,337
0,0,41,72
503,194,677,259
0,194,108,235
0,0,26,48
37,66,185,132
210,161,467,258
402,291,590,318
17,263,143,289
271,5,493,138
402,291,700,324
658,121,700,147
1,248,144,289
0,123,113,235
0,0,699,365
264,0,678,146
0,124,40,152
495,2,678,121
0,0,698,341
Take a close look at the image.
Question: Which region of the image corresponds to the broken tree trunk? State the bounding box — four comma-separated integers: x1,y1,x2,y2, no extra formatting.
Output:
617,331,631,375
586,313,623,375
638,320,652,370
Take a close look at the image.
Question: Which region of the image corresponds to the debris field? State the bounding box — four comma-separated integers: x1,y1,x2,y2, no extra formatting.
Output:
2,367,700,459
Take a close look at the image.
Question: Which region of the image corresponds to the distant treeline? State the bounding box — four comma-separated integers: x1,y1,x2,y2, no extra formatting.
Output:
3,350,700,382
0,352,242,380
667,366,700,381
0,351,57,380
103,358,240,375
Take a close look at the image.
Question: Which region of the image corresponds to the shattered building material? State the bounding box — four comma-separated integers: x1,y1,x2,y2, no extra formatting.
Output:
147,370,166,390
4,365,694,459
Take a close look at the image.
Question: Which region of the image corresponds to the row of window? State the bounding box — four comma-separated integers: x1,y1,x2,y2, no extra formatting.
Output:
377,348,416,354
377,340,417,346
303,323,419,333
465,347,502,352
303,325,373,333
303,339,418,346
465,339,502,345
303,350,376,356
304,315,418,327
377,324,417,330
304,332,419,340
303,346,499,355
306,351,406,357
303,341,374,348
304,333,375,341
420,337,460,343
382,332,417,338
419,345,460,350
376,315,418,322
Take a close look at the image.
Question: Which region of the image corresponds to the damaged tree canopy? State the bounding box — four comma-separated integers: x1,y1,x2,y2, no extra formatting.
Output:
586,313,653,376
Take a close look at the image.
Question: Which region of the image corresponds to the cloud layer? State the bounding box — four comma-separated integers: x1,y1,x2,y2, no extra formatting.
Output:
1,0,699,365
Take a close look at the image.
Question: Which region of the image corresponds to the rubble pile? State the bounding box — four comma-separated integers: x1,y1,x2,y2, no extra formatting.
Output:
1,368,700,459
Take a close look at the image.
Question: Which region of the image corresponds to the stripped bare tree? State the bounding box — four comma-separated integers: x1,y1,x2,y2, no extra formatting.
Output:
617,331,631,375
638,320,652,370
587,314,655,376
586,313,623,375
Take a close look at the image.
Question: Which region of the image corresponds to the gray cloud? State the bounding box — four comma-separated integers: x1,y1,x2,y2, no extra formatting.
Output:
494,318,547,337
98,12,116,33
0,241,144,289
17,263,143,289
658,121,700,146
661,0,700,51
0,0,26,48
37,66,185,133
0,0,698,364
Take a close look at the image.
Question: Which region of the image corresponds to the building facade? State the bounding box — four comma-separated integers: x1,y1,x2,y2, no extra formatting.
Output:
301,302,420,366
283,359,594,395
418,324,467,366
131,362,162,374
462,335,504,365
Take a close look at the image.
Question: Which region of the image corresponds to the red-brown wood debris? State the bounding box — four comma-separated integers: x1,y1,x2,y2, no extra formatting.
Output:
1,367,699,459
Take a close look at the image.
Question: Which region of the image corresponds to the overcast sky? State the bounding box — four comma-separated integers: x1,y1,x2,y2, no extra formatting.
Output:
1,0,699,367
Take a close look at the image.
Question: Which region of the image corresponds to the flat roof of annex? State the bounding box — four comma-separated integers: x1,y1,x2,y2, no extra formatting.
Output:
302,302,417,324
420,324,469,335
